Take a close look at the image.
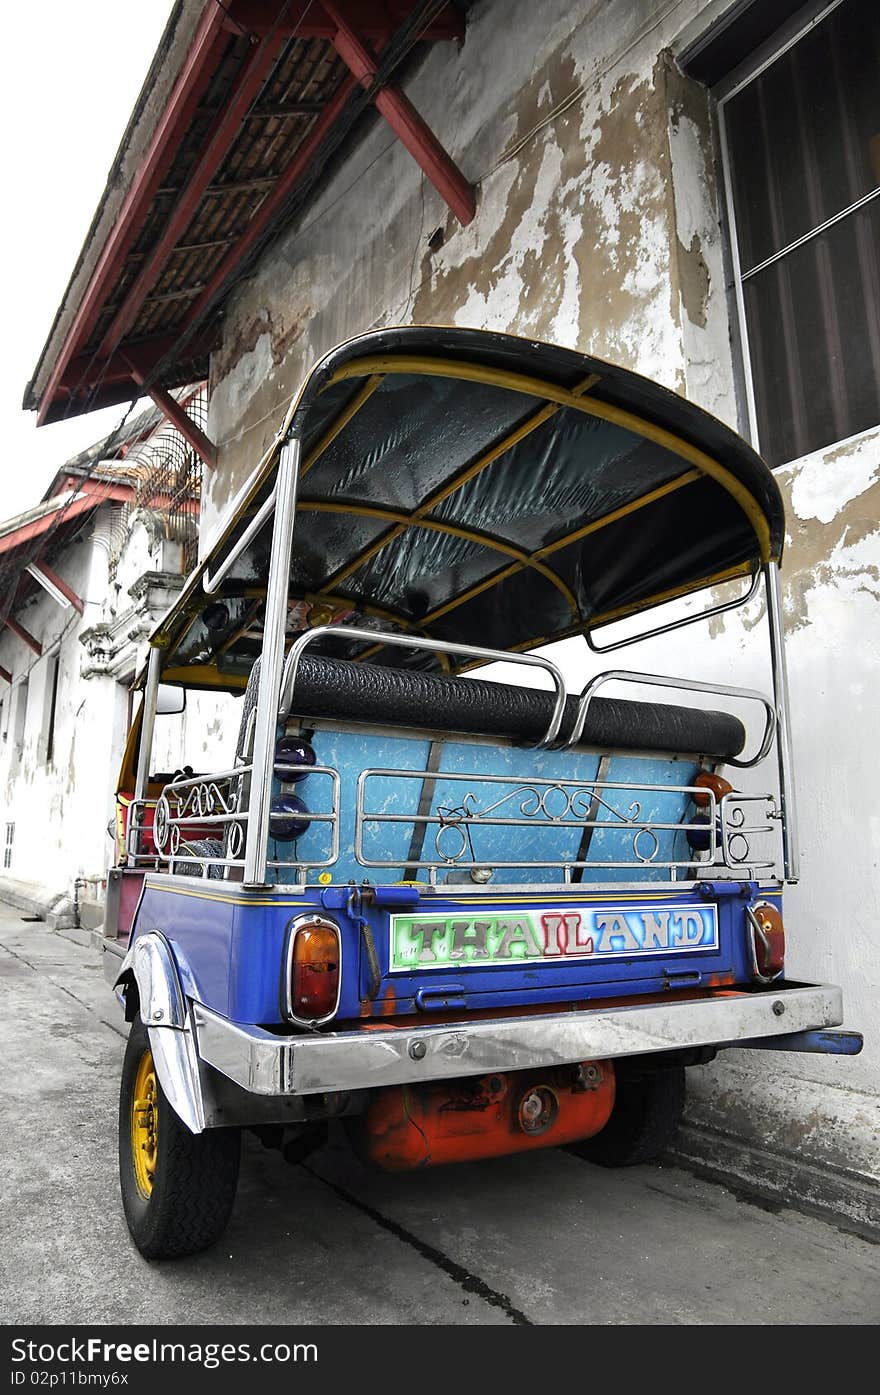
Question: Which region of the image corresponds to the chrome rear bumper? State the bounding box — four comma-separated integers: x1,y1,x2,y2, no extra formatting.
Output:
192,983,843,1097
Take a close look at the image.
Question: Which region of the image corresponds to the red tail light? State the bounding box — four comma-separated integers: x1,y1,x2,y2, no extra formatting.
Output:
286,916,341,1023
746,901,785,983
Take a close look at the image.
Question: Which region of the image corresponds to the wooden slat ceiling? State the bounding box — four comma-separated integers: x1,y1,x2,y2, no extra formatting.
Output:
27,1,469,426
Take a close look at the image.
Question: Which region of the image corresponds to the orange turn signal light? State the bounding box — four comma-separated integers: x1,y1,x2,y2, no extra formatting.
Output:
746,901,785,983
287,916,341,1023
693,770,734,808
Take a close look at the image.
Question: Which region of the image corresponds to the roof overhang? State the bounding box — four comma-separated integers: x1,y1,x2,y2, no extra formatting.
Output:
25,1,472,429
147,326,785,689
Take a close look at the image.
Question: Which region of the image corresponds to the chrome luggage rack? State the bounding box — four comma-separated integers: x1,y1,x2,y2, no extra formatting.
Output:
134,761,778,886
355,769,780,885
143,763,340,877
127,579,792,884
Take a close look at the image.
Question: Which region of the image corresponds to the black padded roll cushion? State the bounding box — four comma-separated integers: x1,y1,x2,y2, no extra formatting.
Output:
275,654,745,759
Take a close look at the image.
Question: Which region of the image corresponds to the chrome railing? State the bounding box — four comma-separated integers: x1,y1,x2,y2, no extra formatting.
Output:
129,764,780,884
567,670,776,767
355,767,783,884
149,764,340,877
278,625,570,747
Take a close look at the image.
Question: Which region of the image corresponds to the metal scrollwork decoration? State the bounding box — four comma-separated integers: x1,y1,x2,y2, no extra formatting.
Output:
433,782,659,865
723,803,752,865
226,819,244,860
153,777,240,863
153,792,172,856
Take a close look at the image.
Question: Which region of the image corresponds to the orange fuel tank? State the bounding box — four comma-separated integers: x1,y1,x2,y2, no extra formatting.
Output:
352,1061,615,1171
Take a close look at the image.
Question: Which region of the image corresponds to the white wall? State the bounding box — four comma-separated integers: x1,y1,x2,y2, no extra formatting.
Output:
197,0,877,1183
0,506,239,908
0,530,115,893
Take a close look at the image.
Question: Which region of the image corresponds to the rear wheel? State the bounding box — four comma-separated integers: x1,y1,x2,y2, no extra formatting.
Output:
570,1064,686,1167
118,1015,241,1259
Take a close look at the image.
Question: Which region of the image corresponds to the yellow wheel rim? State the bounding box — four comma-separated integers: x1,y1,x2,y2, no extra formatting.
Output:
131,1048,158,1199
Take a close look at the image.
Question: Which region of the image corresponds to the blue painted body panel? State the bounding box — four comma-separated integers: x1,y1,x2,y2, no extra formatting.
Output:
129,720,781,1032
280,726,700,883
131,879,779,1026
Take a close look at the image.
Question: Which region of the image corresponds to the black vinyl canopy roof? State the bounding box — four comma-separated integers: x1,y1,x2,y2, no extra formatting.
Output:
154,327,784,688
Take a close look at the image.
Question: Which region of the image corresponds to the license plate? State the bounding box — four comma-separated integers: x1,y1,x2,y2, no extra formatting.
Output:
388,901,719,972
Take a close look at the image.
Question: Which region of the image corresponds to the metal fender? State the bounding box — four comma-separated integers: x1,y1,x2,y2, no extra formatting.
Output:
115,931,206,1135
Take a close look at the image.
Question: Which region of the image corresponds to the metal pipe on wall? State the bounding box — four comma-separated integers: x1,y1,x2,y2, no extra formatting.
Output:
131,646,163,860
764,561,799,882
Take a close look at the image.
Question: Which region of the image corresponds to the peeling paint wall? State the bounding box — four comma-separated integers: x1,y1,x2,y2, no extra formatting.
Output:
203,0,737,533
0,534,115,897
0,510,237,909
202,0,879,1181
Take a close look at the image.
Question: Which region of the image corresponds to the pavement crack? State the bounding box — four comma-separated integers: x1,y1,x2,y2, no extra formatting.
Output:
300,1162,532,1324
0,938,126,1038
0,940,39,972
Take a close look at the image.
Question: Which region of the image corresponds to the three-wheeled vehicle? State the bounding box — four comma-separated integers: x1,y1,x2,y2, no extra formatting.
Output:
102,326,859,1259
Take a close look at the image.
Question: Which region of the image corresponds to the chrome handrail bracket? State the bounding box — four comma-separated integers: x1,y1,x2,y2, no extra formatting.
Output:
202,485,278,596
586,570,761,654
278,626,569,748
567,668,776,768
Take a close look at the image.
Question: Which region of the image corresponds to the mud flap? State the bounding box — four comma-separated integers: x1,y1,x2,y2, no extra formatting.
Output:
115,931,206,1134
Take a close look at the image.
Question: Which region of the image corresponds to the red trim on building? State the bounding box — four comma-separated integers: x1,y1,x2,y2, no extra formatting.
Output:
32,2,471,425
123,363,217,470
27,563,85,616
4,619,43,657
35,2,232,426
0,486,133,557
223,1,464,41
325,1,475,225
173,70,360,342
97,30,288,364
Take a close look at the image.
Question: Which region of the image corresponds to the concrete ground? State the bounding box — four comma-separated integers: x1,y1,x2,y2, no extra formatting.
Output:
1,903,878,1326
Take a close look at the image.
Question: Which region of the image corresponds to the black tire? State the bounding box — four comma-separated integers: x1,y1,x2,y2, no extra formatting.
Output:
118,1015,241,1260
570,1064,686,1167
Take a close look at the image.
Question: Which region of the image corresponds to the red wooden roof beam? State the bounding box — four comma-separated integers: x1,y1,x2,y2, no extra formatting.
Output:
35,1,232,426
37,1,467,423
174,69,360,342
323,1,475,225
26,563,85,616
222,1,465,41
124,357,218,470
4,619,43,657
0,487,134,557
53,327,219,412
96,29,288,364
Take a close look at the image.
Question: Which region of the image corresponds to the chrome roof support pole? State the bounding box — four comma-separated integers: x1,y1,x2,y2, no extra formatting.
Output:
765,561,799,882
131,645,162,860
244,435,301,887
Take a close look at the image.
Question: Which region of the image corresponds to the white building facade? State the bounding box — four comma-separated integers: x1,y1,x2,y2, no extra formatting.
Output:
17,0,879,1228
0,394,232,927
198,0,879,1225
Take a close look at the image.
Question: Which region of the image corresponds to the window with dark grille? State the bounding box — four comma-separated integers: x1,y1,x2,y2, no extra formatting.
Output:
718,0,880,465
45,654,60,766
4,823,13,870
12,677,28,759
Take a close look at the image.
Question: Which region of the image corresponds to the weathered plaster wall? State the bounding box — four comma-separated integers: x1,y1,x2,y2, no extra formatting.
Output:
0,529,118,896
203,0,735,539
201,0,879,1201
0,507,236,909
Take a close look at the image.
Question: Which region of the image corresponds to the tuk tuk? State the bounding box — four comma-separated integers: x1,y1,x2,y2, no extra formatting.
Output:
101,326,858,1260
